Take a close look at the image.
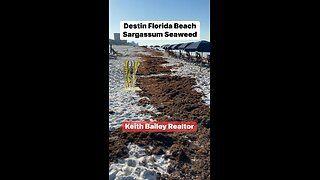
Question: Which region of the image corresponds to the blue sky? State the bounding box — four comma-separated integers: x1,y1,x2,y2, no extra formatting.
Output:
109,0,210,46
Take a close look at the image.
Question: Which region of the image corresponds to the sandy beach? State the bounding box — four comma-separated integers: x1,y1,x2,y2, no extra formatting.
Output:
109,45,210,180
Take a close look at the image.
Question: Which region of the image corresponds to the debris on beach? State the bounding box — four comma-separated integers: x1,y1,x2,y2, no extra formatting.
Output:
109,45,210,179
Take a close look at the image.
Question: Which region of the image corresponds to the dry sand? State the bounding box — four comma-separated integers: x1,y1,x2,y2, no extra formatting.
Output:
109,46,210,180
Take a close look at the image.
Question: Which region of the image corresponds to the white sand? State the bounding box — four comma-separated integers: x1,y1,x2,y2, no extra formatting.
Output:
109,143,170,180
160,53,211,106
109,46,210,179
109,46,159,131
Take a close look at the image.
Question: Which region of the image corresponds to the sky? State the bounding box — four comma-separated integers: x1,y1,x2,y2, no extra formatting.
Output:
109,0,210,46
